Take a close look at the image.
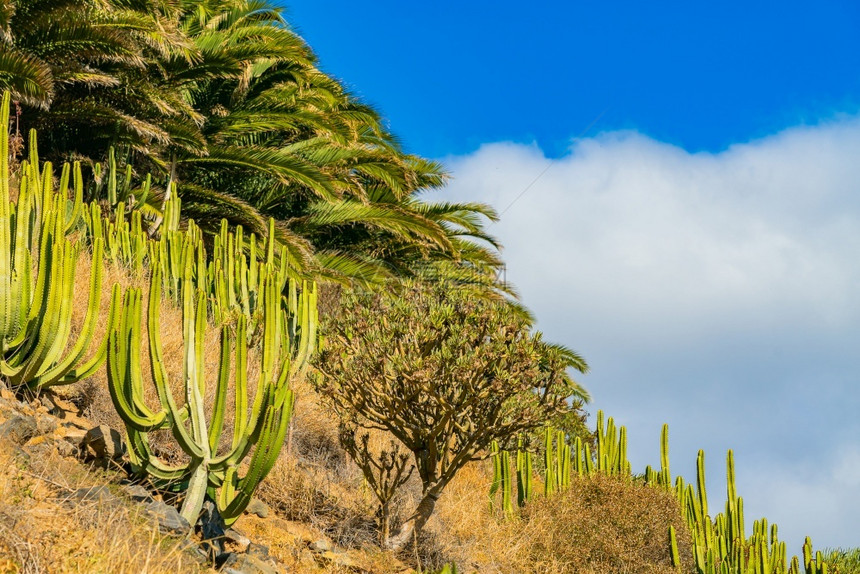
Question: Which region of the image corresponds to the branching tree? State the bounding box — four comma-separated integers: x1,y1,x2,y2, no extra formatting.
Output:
313,281,589,550
339,423,414,545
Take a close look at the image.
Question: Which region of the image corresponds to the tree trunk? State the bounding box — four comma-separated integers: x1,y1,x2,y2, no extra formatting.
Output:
380,501,391,547
384,487,442,551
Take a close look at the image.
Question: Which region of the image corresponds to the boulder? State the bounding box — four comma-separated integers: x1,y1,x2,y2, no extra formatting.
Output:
0,415,39,444
81,425,125,460
219,553,278,574
144,500,191,535
224,529,251,554
245,498,269,518
120,484,154,504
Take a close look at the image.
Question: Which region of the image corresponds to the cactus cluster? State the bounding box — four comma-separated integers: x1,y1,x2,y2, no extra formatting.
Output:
0,92,109,392
83,192,300,343
490,409,631,515
489,409,833,573
0,91,318,528
107,250,317,525
649,440,831,574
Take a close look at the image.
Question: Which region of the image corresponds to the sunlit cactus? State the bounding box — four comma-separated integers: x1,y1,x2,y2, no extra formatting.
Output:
669,525,681,569
106,248,317,526
84,202,149,275
660,423,671,488
0,91,108,392
209,218,296,338
593,410,629,476
544,426,556,496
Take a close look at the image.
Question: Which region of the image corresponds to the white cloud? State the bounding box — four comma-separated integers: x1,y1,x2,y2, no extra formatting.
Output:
437,118,860,552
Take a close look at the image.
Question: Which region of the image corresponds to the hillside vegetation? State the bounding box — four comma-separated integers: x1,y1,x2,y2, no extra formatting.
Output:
0,1,854,572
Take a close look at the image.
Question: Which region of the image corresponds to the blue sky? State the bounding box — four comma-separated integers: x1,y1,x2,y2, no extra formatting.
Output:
284,1,860,553
286,0,860,157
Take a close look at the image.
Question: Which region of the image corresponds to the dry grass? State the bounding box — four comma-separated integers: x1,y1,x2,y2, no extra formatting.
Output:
432,466,695,573
0,440,211,574
257,378,386,551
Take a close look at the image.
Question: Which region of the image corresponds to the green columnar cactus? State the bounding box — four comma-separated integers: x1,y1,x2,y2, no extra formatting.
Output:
661,435,824,574
106,250,317,526
802,537,829,574
573,436,585,477
556,430,571,488
669,525,681,569
489,442,513,516
696,450,709,520
516,438,533,507
500,448,513,516
85,202,149,274
209,218,293,336
544,426,556,496
0,92,108,392
543,427,558,496
583,441,594,475
91,147,147,210
489,440,503,510
593,410,629,475
660,423,671,488
149,215,207,300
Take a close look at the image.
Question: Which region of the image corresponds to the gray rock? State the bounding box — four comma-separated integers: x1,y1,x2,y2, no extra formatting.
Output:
310,539,332,552
121,484,154,503
219,553,279,574
245,498,268,518
62,427,87,447
35,415,57,435
199,500,226,559
65,486,121,507
41,392,81,418
0,415,39,444
81,425,125,460
144,500,191,534
246,543,269,559
55,439,78,458
224,529,251,554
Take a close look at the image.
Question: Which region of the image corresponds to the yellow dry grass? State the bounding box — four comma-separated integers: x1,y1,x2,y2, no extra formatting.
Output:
0,440,211,574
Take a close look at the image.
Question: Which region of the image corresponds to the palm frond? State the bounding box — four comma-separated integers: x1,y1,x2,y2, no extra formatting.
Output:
0,48,53,107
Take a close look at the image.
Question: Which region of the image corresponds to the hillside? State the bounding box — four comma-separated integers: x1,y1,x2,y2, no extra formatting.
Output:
0,381,694,573
0,1,854,571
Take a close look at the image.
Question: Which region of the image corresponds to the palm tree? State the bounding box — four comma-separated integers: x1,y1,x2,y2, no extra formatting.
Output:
1,0,197,159
2,0,508,291
154,0,504,284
